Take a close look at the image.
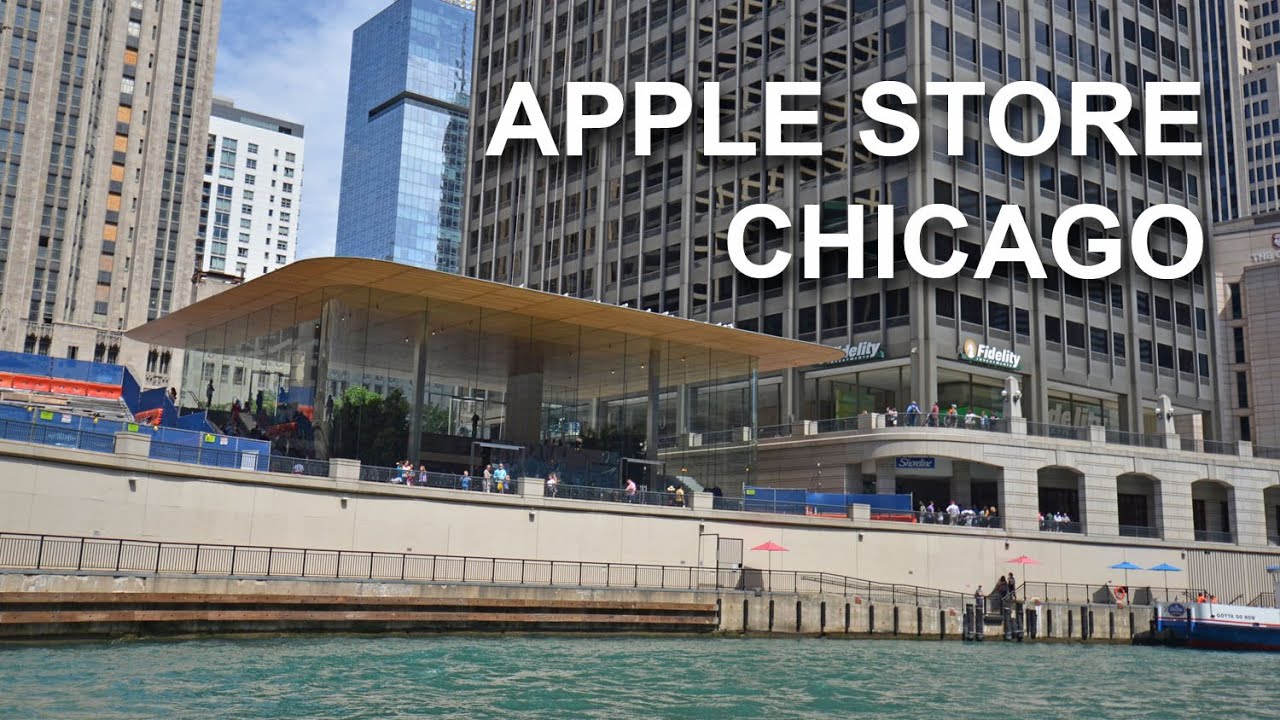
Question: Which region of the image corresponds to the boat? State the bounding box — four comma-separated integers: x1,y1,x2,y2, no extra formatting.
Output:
1136,567,1280,652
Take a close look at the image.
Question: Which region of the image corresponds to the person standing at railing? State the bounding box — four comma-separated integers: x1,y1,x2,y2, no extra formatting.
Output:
946,404,959,428
482,464,493,493
625,478,637,503
905,400,920,427
494,463,508,493
885,406,898,427
460,470,471,491
928,402,939,427
675,485,685,507
546,472,559,497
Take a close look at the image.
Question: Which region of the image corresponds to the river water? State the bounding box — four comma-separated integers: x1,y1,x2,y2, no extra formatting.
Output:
2,636,1277,718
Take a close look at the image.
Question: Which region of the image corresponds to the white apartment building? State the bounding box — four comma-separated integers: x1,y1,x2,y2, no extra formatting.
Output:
198,98,305,281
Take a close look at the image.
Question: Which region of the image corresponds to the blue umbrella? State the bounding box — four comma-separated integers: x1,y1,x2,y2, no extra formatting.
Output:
1148,563,1183,600
1110,561,1142,590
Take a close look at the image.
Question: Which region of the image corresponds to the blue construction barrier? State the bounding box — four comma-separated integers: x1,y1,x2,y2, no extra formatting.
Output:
0,350,126,386
745,487,914,514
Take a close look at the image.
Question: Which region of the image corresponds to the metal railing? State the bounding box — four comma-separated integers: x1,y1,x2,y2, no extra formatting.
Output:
0,418,116,453
1026,422,1088,441
1182,438,1238,456
0,531,968,608
1019,581,1189,606
1039,519,1083,534
911,510,1003,529
268,455,331,477
1119,524,1161,539
149,440,257,470
1249,592,1276,608
1194,529,1235,544
1105,429,1166,449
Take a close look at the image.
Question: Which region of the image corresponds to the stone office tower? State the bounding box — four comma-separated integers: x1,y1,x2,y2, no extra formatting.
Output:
466,0,1218,437
0,0,220,390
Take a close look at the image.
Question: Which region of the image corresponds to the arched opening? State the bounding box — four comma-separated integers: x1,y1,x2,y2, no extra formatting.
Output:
1037,466,1083,533
1117,473,1161,538
875,454,1005,528
1191,479,1236,543
1264,485,1280,546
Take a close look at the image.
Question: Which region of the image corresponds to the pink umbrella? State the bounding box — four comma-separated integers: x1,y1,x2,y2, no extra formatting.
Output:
752,541,789,590
1006,555,1040,595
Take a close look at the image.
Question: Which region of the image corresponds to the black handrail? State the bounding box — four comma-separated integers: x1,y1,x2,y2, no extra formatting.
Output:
0,531,969,607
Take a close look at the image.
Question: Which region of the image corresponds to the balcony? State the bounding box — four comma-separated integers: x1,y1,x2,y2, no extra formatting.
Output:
1118,525,1161,539
1194,530,1234,544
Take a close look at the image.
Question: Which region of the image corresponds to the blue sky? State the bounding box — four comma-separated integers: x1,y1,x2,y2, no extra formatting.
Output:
215,0,389,259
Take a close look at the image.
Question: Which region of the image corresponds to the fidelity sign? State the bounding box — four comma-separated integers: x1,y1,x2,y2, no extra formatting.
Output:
828,340,884,365
960,338,1022,370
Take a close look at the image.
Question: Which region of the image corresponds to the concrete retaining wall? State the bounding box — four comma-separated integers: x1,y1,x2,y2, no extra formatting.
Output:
1,438,1276,601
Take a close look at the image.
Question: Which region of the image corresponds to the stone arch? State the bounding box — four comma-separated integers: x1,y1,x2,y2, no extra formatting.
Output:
862,442,1007,527
1036,466,1083,533
1116,473,1162,539
1191,479,1236,544
1263,484,1280,546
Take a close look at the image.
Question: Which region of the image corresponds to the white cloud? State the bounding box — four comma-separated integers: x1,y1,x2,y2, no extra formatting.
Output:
214,0,389,259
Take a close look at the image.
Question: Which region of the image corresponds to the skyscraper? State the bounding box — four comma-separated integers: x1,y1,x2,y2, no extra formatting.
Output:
1199,0,1280,223
0,0,219,389
335,0,474,272
197,98,305,282
467,0,1218,435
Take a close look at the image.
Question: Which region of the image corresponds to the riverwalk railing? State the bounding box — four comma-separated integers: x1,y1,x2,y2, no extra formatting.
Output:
0,531,968,608
1018,580,1191,606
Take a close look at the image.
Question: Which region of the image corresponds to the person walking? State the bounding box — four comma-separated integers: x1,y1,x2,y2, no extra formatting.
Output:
928,402,940,427
1006,572,1017,600
625,478,637,503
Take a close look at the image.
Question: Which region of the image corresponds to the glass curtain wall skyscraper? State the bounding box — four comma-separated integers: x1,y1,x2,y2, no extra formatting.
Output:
336,0,475,272
466,0,1218,436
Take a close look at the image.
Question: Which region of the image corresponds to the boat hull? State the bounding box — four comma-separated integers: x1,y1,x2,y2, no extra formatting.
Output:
1146,602,1280,652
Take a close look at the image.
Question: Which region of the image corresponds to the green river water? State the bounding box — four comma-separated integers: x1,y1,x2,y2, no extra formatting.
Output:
2,635,1277,718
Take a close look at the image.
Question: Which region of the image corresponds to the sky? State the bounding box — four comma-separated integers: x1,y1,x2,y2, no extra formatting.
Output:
214,0,389,260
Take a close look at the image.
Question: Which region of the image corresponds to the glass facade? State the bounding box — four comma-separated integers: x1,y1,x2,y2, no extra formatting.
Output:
177,280,761,493
336,0,473,271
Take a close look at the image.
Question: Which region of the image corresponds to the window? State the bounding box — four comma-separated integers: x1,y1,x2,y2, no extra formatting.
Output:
1090,328,1108,354
1234,327,1246,363
936,288,956,318
988,301,1010,331
961,294,983,324
1113,332,1126,358
852,293,880,325
821,300,847,330
285,152,296,162
1156,343,1174,369
1139,339,1153,365
247,143,259,154
1237,371,1250,408
1229,282,1243,318
1045,315,1062,343
885,288,909,322
1066,320,1085,349
1239,416,1252,442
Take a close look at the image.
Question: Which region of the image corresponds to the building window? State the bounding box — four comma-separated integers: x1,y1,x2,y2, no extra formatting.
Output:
1237,371,1250,408
1229,282,1243,319
1239,415,1252,442
248,143,258,154
1234,327,1246,363
67,346,78,360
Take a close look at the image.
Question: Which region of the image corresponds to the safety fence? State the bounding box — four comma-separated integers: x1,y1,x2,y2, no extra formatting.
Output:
0,531,968,608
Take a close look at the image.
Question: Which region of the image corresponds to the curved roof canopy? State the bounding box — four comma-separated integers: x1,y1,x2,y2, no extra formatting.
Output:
127,258,844,372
